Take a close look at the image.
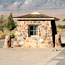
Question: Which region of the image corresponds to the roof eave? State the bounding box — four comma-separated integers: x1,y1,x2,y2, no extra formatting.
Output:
13,18,57,21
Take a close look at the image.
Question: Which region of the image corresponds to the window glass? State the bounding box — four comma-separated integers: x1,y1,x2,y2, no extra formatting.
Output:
28,25,38,37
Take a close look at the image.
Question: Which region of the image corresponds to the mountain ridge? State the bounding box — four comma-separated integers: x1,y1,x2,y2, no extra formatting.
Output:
0,0,65,11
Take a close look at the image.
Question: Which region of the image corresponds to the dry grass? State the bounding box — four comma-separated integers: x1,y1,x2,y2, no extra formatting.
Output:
0,28,16,39
0,31,5,39
57,27,65,34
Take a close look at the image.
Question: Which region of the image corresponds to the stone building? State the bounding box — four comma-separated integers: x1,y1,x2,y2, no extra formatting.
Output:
13,12,58,48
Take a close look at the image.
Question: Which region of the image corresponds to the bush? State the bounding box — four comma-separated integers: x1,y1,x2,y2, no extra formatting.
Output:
0,26,3,31
63,19,65,21
58,25,65,29
11,33,15,38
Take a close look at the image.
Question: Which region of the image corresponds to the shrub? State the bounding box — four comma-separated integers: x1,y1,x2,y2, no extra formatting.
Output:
0,26,3,31
58,25,65,29
11,33,15,38
63,19,65,21
7,12,16,31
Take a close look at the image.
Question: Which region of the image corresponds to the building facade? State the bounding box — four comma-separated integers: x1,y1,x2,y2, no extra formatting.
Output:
13,12,57,48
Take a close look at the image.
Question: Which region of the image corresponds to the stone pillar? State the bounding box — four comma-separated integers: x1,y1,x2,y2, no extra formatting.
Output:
3,35,11,48
13,38,18,48
55,34,61,48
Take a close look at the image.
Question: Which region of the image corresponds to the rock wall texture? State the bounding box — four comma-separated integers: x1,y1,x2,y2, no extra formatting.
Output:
14,21,54,48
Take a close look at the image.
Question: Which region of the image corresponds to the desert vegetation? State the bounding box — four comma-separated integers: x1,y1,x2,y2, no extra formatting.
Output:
6,13,16,31
0,13,16,39
57,25,65,34
58,25,65,29
63,19,65,21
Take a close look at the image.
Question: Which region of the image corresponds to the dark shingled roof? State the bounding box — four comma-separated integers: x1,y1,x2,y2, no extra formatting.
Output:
13,13,59,21
14,14,53,18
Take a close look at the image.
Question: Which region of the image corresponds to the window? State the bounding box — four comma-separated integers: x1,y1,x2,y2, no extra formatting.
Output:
28,25,38,37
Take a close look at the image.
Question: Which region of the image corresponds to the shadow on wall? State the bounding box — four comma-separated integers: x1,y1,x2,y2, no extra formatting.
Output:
51,20,57,47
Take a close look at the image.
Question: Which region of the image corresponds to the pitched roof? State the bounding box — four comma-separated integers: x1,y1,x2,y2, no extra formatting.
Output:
13,12,59,21
14,14,52,18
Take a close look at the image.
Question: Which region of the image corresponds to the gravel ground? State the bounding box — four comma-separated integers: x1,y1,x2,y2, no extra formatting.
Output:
46,49,65,65
0,48,63,65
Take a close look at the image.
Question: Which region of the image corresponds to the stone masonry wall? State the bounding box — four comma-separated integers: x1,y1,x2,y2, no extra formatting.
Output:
15,21,53,48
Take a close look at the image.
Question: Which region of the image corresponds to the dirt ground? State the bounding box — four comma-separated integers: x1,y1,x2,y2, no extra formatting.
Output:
0,48,63,65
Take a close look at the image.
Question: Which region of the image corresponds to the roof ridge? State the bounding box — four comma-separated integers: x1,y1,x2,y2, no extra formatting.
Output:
31,12,40,15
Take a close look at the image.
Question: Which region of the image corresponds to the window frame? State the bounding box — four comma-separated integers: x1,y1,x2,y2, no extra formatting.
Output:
28,25,39,37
